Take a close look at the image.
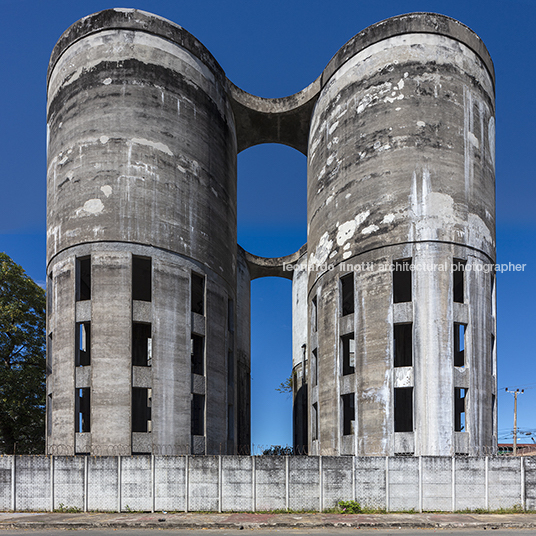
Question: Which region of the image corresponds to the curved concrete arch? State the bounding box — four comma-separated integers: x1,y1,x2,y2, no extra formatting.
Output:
243,244,307,280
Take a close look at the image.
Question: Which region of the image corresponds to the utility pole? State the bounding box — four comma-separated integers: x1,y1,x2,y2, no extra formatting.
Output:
505,388,524,455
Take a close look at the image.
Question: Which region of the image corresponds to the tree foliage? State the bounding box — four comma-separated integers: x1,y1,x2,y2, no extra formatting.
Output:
0,253,46,454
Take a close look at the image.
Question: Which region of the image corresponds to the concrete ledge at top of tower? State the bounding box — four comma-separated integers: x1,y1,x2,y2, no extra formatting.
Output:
47,8,227,87
244,244,307,280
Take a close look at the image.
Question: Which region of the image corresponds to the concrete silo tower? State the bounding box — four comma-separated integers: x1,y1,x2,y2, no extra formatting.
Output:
303,13,496,456
46,9,249,455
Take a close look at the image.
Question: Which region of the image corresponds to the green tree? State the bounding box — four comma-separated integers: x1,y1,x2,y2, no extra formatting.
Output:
0,252,46,454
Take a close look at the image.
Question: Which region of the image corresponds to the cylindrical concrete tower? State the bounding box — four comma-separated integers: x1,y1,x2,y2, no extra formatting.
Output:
306,13,496,456
46,9,242,455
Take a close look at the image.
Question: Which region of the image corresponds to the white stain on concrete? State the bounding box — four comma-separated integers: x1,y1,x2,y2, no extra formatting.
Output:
417,121,426,128
382,213,396,224
343,251,352,260
467,131,479,148
103,78,112,85
82,199,104,214
131,137,173,156
100,185,112,197
361,224,379,235
99,136,109,144
310,231,333,269
337,220,356,246
488,116,495,166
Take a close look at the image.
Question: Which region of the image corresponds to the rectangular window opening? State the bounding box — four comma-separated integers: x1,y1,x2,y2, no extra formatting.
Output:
191,273,205,315
342,393,355,436
341,334,355,375
453,259,466,303
312,348,318,387
454,323,466,367
75,388,90,433
228,298,234,332
311,296,318,332
132,387,152,433
312,402,318,441
76,257,91,301
455,387,466,432
75,322,91,367
132,256,152,302
393,259,412,303
47,393,52,437
227,350,234,386
394,387,413,432
491,333,495,374
191,334,204,375
227,405,234,441
340,274,354,316
394,323,412,367
47,332,53,376
132,323,152,367
191,394,205,436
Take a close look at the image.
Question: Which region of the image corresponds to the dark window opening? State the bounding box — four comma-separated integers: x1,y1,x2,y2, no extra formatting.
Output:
312,348,318,387
311,296,318,332
76,257,91,301
341,334,355,375
132,323,152,367
342,393,355,436
132,256,152,301
132,387,152,433
491,334,495,373
191,394,205,436
453,259,466,303
454,323,466,367
312,402,318,440
394,387,413,432
341,274,354,316
393,259,412,303
455,387,466,432
47,394,52,437
228,298,234,332
227,350,234,386
75,322,91,366
227,405,234,441
75,388,90,433
191,334,204,375
47,333,53,376
47,272,53,313
191,273,205,315
394,323,412,367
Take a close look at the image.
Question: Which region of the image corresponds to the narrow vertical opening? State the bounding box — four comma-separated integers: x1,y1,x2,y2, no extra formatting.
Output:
75,388,90,433
227,405,234,441
454,323,466,367
191,272,205,315
340,274,354,316
491,333,495,373
311,348,318,387
47,393,52,436
342,393,355,436
191,334,204,375
47,332,53,376
75,322,91,366
311,295,318,332
191,393,205,436
47,271,53,312
394,323,412,367
132,323,152,367
132,256,152,301
394,387,413,432
393,259,412,303
227,349,234,386
76,257,91,301
228,298,234,332
132,387,152,433
341,333,355,375
312,402,318,440
454,387,466,431
453,259,466,303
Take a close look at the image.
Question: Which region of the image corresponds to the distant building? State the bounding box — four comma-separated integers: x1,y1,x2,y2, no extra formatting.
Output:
46,9,496,456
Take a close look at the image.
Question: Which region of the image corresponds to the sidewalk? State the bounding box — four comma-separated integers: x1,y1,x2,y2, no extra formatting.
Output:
2,511,536,530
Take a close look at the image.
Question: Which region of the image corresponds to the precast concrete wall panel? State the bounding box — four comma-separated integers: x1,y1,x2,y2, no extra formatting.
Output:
0,457,12,510
221,456,253,512
15,456,50,511
255,457,286,511
354,457,386,509
188,457,219,511
488,457,522,509
422,456,452,512
121,456,152,512
388,456,418,511
87,456,118,511
53,456,84,511
154,456,186,512
455,457,486,510
323,456,353,508
525,458,536,510
289,456,320,511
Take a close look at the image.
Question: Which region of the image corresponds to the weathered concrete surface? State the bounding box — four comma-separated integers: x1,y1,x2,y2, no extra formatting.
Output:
46,9,495,457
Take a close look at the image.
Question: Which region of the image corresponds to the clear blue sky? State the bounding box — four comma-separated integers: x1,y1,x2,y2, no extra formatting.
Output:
0,0,534,450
